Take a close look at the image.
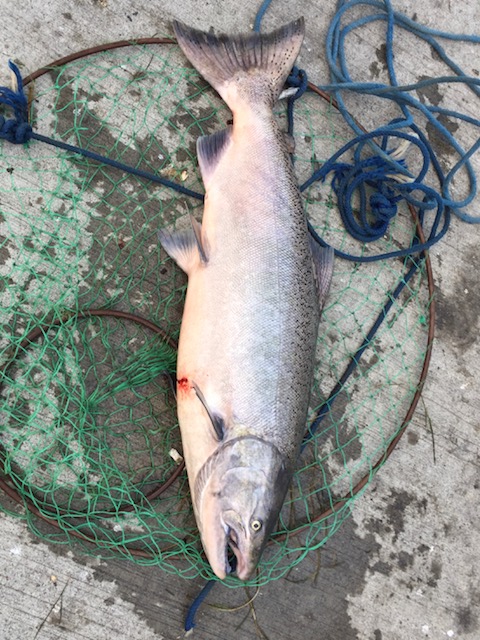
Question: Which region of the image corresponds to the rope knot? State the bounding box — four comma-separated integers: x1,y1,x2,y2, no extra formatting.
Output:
287,66,308,99
369,191,397,223
0,60,31,145
284,66,308,141
0,115,32,144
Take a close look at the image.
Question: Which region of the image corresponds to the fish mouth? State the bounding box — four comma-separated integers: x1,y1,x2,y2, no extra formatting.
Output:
204,522,234,580
205,523,259,581
210,525,251,581
226,526,255,581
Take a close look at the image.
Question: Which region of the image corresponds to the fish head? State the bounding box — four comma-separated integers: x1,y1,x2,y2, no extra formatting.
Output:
194,436,290,581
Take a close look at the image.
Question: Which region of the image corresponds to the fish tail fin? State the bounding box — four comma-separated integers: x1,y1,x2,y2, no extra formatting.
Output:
173,19,305,109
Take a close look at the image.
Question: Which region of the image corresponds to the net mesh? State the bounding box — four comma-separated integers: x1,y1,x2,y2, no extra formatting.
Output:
0,42,432,586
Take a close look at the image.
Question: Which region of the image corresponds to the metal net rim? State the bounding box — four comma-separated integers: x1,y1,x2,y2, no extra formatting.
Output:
0,37,436,564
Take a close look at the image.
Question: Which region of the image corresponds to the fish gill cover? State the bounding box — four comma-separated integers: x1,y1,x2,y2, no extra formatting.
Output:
0,36,442,586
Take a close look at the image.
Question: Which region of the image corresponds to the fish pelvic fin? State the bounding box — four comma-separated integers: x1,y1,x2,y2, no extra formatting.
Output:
173,18,305,110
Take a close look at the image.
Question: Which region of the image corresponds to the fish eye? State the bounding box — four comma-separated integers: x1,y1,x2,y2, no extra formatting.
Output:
251,519,263,532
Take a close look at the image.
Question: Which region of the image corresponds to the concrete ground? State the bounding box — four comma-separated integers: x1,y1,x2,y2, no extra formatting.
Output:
1,1,479,639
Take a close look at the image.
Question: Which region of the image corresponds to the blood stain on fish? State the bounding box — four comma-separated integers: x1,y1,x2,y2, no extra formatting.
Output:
177,377,190,393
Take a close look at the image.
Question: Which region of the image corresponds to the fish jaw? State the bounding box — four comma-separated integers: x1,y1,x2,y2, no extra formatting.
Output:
199,502,261,581
193,507,257,581
199,500,259,580
221,509,262,581
201,510,230,580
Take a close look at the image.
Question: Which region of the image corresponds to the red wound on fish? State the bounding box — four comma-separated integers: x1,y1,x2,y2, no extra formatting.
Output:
177,377,190,393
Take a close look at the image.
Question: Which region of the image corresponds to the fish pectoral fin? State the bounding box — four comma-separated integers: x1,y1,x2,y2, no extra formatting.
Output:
192,381,225,441
197,127,232,186
158,224,206,274
309,239,334,311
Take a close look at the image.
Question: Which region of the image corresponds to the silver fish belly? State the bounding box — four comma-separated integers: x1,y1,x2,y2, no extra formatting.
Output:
160,18,334,580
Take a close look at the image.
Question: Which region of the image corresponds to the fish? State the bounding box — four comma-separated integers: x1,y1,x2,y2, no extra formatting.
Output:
159,18,334,581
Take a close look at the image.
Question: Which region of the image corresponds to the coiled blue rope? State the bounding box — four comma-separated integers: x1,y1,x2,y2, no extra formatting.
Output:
253,0,480,261
302,128,448,262
322,0,480,226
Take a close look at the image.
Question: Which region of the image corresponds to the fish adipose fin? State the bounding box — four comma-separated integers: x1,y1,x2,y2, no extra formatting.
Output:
158,219,208,274
309,240,334,310
197,127,232,185
172,18,305,109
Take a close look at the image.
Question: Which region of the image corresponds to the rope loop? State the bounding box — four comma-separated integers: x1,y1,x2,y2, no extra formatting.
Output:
328,151,406,243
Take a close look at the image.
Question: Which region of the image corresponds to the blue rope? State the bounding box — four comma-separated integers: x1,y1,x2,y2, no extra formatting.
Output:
0,61,204,201
184,578,216,631
253,0,274,32
302,255,422,449
321,0,480,226
31,132,204,201
286,66,308,138
184,556,237,631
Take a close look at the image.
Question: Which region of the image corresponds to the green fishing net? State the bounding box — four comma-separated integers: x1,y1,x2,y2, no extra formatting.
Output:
0,41,433,586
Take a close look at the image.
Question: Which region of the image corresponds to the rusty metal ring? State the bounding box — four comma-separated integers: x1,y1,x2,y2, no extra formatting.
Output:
0,38,435,562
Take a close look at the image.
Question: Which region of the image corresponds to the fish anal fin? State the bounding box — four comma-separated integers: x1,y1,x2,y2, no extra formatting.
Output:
309,240,334,310
197,127,232,186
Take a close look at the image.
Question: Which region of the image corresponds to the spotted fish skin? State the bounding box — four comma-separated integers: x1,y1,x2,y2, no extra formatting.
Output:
159,18,334,581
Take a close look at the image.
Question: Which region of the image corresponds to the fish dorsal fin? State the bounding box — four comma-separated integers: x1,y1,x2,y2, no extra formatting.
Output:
309,240,334,310
197,127,232,186
192,381,225,441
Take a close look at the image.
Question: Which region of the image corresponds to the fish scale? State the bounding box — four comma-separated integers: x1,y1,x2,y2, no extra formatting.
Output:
185,126,316,462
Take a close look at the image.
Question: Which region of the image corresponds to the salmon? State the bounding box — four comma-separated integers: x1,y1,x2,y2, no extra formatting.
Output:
159,18,334,580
